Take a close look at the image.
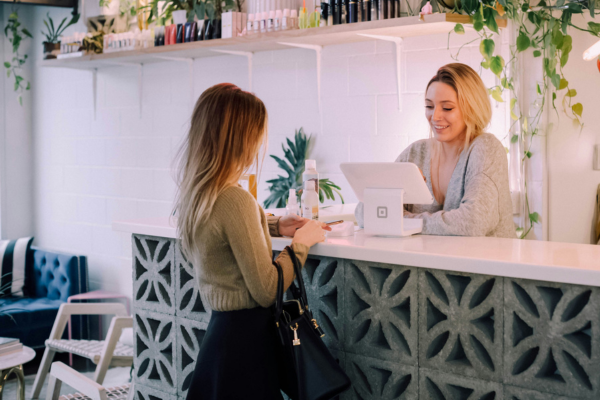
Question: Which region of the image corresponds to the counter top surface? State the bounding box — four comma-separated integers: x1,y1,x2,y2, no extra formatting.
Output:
113,217,600,287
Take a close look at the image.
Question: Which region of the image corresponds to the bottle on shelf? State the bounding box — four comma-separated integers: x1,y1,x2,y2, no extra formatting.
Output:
302,159,319,194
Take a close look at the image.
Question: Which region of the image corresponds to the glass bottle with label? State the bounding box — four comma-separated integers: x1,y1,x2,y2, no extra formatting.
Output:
301,180,319,221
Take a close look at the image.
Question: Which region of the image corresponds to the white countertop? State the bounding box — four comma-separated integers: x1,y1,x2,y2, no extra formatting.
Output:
113,217,600,287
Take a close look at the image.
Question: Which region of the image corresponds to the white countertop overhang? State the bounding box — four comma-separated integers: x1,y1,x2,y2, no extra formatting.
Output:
113,217,600,288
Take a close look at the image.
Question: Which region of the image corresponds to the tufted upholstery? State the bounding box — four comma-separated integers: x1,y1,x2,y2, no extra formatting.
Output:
0,247,89,348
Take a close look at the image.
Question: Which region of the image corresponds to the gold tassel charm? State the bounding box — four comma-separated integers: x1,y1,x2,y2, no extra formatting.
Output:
291,323,301,346
312,318,325,338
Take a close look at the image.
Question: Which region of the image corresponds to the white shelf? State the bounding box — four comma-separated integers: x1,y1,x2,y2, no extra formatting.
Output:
40,13,506,70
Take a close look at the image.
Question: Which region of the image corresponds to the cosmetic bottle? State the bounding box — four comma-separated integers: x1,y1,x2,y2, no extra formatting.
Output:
382,0,388,18
301,180,319,221
328,0,335,24
267,10,275,31
302,159,319,195
349,0,357,22
389,0,395,18
358,0,363,21
395,0,400,17
344,0,350,22
176,24,184,43
364,0,371,20
286,189,300,216
290,9,298,28
321,2,328,26
372,0,378,20
274,9,281,29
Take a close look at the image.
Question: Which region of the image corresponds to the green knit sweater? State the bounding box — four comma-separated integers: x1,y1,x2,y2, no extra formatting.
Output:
191,186,309,311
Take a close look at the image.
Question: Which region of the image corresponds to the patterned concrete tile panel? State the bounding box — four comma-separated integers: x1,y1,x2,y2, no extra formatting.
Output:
343,260,418,365
174,240,211,322
503,278,600,399
133,235,175,314
344,353,417,400
419,368,503,400
418,268,504,382
134,308,178,394
134,384,177,400
176,316,208,398
301,255,346,350
504,385,587,400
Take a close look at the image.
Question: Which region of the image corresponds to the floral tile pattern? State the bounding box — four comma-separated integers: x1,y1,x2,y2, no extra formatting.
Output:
504,278,600,398
176,317,208,398
418,269,504,382
134,309,177,394
174,241,211,322
132,235,175,314
344,260,418,365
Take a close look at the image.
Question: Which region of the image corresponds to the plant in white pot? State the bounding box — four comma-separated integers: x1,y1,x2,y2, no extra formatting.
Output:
41,12,80,59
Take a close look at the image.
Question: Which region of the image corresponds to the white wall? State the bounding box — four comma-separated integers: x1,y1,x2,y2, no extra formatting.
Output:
1,4,35,240
19,6,515,296
547,15,600,244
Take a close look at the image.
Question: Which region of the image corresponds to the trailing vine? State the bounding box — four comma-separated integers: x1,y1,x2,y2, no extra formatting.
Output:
448,0,599,238
3,8,32,105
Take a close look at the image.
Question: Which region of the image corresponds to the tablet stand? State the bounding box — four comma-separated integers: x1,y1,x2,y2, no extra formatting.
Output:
364,188,423,237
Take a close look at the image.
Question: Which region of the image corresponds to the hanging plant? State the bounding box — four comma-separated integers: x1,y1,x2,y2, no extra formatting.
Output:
3,8,32,106
448,0,599,238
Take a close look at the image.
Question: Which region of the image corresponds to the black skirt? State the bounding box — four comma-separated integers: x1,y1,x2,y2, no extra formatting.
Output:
185,306,284,400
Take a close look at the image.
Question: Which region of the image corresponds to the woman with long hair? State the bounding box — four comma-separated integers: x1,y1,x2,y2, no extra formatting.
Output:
175,83,330,400
356,63,514,237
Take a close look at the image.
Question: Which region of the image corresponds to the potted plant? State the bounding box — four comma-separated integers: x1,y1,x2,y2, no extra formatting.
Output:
41,12,80,59
264,128,344,209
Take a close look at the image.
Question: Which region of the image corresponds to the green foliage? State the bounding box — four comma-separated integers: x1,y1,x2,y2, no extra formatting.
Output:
3,9,31,105
42,12,80,44
263,128,344,209
450,0,598,238
142,0,240,24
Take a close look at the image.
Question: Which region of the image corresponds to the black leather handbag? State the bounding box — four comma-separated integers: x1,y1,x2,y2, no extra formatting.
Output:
272,246,351,400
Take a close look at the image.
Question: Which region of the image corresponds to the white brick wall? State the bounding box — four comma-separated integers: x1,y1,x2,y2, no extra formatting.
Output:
26,6,514,296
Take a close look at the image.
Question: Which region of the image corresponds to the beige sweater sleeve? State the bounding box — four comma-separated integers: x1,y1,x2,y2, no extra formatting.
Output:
215,189,308,308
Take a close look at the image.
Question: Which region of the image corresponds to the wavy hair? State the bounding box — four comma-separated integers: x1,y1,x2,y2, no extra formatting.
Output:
426,63,492,152
174,83,267,260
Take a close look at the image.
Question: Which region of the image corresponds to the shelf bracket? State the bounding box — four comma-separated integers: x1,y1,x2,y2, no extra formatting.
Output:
102,62,144,117
277,42,322,112
357,34,404,111
154,56,195,107
212,50,254,91
92,68,97,120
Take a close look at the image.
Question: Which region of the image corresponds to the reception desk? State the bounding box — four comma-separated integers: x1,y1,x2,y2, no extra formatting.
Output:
114,217,600,400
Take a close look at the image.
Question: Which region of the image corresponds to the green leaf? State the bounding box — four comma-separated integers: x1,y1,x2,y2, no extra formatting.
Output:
588,22,600,35
490,55,504,77
483,8,499,34
529,212,539,223
525,151,532,158
511,134,518,143
18,96,22,106
517,32,530,52
551,27,564,49
480,39,495,60
560,35,572,68
454,24,465,35
490,87,504,102
566,89,577,97
481,59,491,69
533,50,541,57
462,0,478,14
551,73,561,89
552,92,557,108
501,77,509,89
572,103,583,117
3,62,10,68
558,78,568,90
536,83,541,95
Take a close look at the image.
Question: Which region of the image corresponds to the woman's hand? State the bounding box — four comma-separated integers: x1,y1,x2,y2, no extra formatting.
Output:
292,219,330,247
278,214,331,237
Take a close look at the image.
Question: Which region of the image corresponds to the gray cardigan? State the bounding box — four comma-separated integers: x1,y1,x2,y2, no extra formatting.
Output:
355,133,515,238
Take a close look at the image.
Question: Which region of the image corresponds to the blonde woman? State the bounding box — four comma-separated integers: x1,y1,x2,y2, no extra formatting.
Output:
175,83,330,400
356,63,514,238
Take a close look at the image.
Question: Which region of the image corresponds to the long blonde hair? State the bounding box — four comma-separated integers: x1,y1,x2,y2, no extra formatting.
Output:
426,63,492,154
174,83,268,259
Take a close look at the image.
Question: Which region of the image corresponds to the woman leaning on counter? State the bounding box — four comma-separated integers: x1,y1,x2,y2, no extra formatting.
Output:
356,63,515,238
